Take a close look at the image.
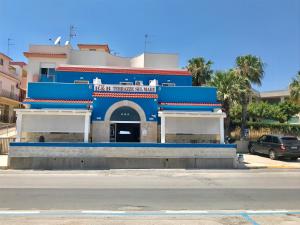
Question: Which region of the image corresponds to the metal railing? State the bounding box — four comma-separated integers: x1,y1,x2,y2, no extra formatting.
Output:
0,89,20,101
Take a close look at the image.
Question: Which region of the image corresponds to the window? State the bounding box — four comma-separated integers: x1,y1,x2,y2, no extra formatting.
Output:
0,58,3,65
162,83,176,87
89,49,96,51
120,82,133,85
110,106,140,121
135,80,143,86
74,80,89,84
258,135,266,142
272,136,280,143
265,135,273,143
41,68,48,75
10,85,15,98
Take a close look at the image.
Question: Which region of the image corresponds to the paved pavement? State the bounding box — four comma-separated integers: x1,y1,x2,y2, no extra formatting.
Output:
1,160,300,224
240,154,300,169
1,211,300,225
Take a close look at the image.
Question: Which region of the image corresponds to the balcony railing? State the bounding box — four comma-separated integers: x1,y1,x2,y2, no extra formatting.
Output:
0,90,20,101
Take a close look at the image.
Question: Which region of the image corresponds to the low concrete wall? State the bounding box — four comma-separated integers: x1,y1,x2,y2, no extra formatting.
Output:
236,140,250,153
9,143,237,169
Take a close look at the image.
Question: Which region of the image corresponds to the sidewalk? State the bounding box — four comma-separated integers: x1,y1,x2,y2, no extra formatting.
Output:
239,154,300,169
0,155,8,169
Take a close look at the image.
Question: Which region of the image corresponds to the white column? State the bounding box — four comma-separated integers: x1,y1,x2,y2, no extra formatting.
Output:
219,116,224,144
84,113,90,143
15,113,22,142
161,115,166,143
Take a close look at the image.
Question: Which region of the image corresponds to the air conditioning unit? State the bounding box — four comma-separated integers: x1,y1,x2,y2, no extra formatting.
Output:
135,80,143,86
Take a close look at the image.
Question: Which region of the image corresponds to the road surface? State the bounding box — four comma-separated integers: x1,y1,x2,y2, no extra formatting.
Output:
0,169,299,211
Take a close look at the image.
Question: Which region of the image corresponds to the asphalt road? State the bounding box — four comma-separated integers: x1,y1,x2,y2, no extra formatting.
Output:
0,169,300,211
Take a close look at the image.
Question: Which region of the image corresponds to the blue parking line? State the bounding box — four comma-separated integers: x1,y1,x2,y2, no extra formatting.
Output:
240,213,260,225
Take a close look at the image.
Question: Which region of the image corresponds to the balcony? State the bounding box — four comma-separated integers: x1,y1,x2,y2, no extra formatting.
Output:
0,90,20,102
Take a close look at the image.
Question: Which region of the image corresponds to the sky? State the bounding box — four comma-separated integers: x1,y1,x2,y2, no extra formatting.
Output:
0,0,299,91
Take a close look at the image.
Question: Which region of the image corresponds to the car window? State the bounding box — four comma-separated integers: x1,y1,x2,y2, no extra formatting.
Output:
281,137,298,141
272,136,280,143
259,135,266,142
265,136,273,143
281,137,299,144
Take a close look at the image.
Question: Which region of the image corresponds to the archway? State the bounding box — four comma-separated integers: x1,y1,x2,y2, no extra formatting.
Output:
105,101,146,142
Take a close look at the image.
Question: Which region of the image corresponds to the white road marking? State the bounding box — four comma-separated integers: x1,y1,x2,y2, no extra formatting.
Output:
0,210,40,214
81,210,126,214
164,210,208,214
246,210,289,214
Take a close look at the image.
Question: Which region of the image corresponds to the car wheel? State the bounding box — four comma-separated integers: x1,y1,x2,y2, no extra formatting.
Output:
291,157,298,161
249,146,256,154
269,150,278,160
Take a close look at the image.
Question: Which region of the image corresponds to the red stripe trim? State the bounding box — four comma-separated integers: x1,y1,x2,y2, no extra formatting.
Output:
93,92,158,99
56,66,191,76
23,99,92,104
159,102,222,106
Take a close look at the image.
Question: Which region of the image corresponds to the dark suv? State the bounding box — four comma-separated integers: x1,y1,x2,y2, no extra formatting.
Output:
248,135,300,160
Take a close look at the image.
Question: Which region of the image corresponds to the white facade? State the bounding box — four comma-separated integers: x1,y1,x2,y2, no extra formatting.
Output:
24,44,180,83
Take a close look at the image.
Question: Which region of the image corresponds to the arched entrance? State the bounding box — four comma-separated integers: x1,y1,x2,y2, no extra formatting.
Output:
109,106,141,142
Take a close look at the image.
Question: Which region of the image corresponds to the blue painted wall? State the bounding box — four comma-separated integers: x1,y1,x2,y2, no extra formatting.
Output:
27,82,93,100
55,71,192,86
92,97,158,122
158,86,218,103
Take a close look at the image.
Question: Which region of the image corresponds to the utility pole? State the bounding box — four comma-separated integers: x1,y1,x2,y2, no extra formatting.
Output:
7,38,14,56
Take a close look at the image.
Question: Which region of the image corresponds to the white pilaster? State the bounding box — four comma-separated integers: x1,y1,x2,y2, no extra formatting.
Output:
219,116,224,144
84,114,90,143
161,115,166,143
16,113,22,142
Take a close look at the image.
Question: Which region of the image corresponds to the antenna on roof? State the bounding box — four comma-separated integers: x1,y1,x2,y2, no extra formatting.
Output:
54,36,61,45
144,34,153,53
144,34,148,52
7,38,14,56
111,49,120,56
68,25,77,44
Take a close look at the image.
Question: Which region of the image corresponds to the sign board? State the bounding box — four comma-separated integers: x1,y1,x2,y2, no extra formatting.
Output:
94,84,156,93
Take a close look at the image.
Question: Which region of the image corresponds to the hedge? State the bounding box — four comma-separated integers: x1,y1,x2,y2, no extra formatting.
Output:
232,121,300,136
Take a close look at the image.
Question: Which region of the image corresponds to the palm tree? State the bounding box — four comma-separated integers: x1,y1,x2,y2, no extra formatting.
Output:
289,71,300,102
209,70,248,137
235,55,265,139
187,57,213,86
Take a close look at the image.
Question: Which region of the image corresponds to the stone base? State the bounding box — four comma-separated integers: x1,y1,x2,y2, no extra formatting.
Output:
8,143,237,169
9,157,235,169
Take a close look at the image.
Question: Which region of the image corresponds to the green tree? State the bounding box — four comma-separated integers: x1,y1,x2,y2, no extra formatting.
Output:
235,55,265,139
289,71,300,102
277,101,300,123
209,70,248,136
230,104,242,122
187,57,213,86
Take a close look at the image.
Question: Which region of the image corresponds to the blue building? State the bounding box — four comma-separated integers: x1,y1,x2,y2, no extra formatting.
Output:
16,43,226,144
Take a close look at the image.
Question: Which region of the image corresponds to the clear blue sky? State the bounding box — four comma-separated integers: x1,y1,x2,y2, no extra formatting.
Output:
1,0,299,91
